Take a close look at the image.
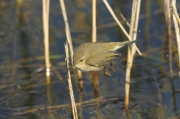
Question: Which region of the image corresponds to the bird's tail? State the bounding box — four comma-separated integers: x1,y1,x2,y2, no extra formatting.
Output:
120,40,136,46
114,40,136,50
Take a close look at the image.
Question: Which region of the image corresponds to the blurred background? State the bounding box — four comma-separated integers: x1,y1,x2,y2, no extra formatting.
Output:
0,0,180,118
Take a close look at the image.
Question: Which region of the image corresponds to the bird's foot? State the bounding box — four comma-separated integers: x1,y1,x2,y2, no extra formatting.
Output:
110,66,115,72
104,69,111,77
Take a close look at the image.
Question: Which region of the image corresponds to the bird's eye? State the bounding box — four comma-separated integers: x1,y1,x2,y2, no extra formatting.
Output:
80,59,83,62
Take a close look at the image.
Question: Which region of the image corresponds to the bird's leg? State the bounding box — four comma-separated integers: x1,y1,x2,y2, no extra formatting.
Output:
110,60,112,66
110,67,115,72
105,70,112,77
110,60,115,72
104,66,111,77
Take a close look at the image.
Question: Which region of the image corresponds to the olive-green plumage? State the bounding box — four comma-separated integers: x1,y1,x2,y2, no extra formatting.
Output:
73,40,135,71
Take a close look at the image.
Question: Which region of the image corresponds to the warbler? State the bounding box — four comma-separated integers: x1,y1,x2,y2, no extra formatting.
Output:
73,40,135,71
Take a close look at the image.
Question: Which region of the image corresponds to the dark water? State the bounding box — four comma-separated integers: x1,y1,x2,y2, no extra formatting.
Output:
0,0,180,119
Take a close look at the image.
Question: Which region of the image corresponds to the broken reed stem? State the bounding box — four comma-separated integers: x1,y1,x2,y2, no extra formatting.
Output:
171,0,180,76
125,0,141,110
102,0,142,55
59,0,82,82
60,0,79,118
65,43,78,119
42,0,51,77
60,0,74,64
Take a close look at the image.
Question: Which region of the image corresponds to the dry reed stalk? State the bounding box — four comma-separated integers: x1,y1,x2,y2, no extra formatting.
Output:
60,1,78,118
65,43,78,119
59,0,83,84
59,0,74,63
132,0,141,42
164,0,173,78
46,76,52,117
125,48,131,110
124,0,137,110
92,0,99,90
171,0,180,76
102,0,142,55
92,0,96,42
13,97,104,115
93,71,99,92
164,0,171,22
171,3,180,25
42,0,51,78
77,70,83,89
60,1,79,117
42,0,51,115
120,13,130,27
129,0,137,38
125,0,141,110
166,1,179,111
46,76,51,104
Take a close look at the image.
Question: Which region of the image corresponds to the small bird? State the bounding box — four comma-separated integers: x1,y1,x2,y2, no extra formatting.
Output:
73,40,135,72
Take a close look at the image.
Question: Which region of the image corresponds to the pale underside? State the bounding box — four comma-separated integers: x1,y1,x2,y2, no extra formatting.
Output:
75,51,120,71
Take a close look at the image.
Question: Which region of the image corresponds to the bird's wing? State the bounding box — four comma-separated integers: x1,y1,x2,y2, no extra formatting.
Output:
86,51,120,67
